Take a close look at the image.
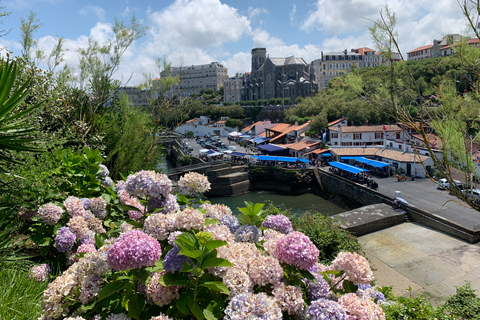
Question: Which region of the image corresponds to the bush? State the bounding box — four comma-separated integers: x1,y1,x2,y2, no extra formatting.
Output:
290,212,364,264
441,282,480,319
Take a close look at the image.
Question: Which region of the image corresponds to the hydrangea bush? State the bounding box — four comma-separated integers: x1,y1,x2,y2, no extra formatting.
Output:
31,169,387,319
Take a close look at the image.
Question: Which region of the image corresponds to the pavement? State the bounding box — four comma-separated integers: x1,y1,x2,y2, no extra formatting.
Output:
359,222,480,305
371,175,480,231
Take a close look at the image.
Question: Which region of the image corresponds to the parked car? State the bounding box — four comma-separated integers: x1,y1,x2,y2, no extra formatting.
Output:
446,180,463,191
462,189,480,204
437,178,462,190
227,146,236,151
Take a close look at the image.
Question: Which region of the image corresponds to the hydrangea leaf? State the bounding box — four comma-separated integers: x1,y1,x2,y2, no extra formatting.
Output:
204,240,227,251
97,279,130,302
201,281,230,295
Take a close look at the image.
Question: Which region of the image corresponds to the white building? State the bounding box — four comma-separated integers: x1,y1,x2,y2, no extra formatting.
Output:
329,124,406,147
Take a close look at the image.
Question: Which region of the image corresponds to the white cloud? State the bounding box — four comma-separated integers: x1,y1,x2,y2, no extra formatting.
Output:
222,51,251,75
248,7,268,19
290,3,297,26
79,5,106,21
120,6,131,17
147,0,252,48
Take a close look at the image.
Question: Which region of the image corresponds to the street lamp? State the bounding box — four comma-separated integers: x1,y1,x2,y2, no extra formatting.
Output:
306,146,311,168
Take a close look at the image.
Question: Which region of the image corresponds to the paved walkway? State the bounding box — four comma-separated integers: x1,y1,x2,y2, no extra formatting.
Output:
359,222,480,305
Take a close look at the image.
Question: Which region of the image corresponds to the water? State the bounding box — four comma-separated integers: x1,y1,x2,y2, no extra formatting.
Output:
209,191,345,216
156,155,175,174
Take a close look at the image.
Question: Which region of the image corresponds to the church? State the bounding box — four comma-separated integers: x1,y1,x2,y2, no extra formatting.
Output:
241,48,318,102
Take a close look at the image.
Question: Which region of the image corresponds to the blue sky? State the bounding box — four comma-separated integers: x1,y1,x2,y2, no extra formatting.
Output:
0,0,468,85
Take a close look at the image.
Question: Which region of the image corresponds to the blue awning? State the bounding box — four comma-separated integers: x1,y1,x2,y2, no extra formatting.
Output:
297,159,309,163
342,156,364,160
257,155,278,161
253,137,270,144
257,144,286,152
322,152,332,157
328,162,369,174
205,150,215,155
230,152,247,157
355,157,389,168
275,157,298,163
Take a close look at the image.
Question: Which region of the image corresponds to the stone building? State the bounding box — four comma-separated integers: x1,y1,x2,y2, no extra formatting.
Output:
241,48,318,102
224,73,243,103
161,62,228,97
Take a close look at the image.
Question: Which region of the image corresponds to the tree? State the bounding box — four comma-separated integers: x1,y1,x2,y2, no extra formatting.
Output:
269,98,276,105
250,106,262,120
19,11,43,64
283,97,291,105
366,4,480,210
225,118,243,129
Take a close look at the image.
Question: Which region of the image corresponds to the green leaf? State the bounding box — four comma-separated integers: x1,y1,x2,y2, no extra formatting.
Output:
40,245,50,257
300,269,316,282
236,214,252,225
95,232,108,248
204,240,227,251
189,301,205,320
127,293,145,319
178,248,204,259
160,272,191,286
176,232,197,247
176,194,189,206
101,193,112,204
201,256,232,269
97,279,130,301
204,218,219,226
201,281,230,295
176,292,190,315
203,309,217,320
342,280,358,293
117,204,142,212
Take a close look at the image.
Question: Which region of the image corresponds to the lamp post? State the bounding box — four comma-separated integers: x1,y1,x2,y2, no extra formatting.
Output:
306,146,311,168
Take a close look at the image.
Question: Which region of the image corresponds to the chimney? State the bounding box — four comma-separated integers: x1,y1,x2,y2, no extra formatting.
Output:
295,121,299,126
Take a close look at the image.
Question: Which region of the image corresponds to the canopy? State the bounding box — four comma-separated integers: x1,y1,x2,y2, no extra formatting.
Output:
328,162,369,174
230,152,247,157
229,131,242,137
222,150,233,154
342,156,363,160
207,151,223,157
355,157,389,168
253,137,270,144
257,144,286,152
395,197,409,205
205,150,215,155
297,159,309,163
322,152,332,157
275,156,298,163
199,149,210,153
257,155,278,161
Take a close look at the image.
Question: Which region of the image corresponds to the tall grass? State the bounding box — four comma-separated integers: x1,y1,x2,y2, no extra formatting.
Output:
0,261,47,320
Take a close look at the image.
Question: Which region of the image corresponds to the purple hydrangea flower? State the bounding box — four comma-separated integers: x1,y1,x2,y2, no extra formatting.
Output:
163,245,189,273
100,177,114,188
307,272,331,301
37,203,63,225
125,170,172,200
55,226,76,253
234,225,262,243
168,231,183,246
220,215,241,233
107,230,162,271
356,284,386,303
275,231,319,270
98,164,110,177
80,198,91,210
89,197,107,219
147,194,179,214
115,180,126,191
307,298,348,320
224,292,282,320
261,214,293,234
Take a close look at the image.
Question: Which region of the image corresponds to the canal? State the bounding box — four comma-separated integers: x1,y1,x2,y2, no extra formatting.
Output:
209,191,345,216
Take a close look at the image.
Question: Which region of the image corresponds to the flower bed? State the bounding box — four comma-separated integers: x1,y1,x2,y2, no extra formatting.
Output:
26,169,386,319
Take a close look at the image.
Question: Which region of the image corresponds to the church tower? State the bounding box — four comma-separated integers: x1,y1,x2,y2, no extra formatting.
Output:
251,48,267,72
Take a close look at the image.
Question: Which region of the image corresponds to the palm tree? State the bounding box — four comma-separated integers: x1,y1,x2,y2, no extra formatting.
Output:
0,56,43,174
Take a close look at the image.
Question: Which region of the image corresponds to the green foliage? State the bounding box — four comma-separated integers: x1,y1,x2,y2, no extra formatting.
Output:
283,97,291,105
441,282,480,319
224,118,243,129
237,201,265,227
0,261,48,320
290,212,363,264
250,106,263,120
269,98,276,105
0,57,44,174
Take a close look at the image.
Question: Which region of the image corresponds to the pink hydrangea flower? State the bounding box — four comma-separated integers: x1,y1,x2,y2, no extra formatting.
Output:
37,203,63,225
338,293,385,319
275,231,319,270
107,230,162,271
332,251,374,285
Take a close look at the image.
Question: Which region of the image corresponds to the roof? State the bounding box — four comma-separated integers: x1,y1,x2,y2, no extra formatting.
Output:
242,121,266,133
257,144,286,152
328,118,346,126
410,133,443,149
407,44,433,54
185,118,200,124
353,47,375,55
311,148,330,155
267,121,311,143
330,147,430,163
439,38,480,50
282,140,319,151
215,120,226,124
329,124,400,133
269,56,308,66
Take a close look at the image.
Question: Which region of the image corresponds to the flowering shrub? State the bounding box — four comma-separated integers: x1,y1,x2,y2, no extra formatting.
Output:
33,171,387,320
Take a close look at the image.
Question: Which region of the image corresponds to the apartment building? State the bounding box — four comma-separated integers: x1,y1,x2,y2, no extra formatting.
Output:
224,73,243,103
161,62,229,97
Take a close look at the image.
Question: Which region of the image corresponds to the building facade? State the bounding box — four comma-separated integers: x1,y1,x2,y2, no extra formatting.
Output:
224,73,243,102
161,62,229,97
241,48,318,102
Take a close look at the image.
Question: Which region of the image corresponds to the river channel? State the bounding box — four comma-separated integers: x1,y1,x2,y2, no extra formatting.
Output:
209,191,345,216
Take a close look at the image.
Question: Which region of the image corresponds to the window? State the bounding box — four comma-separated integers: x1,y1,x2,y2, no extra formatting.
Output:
375,132,382,139
331,132,338,138
353,133,362,140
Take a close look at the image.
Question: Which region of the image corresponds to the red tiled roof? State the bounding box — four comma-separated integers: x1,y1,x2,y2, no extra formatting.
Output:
242,121,266,133
328,118,345,126
216,120,226,124
282,140,319,151
265,122,311,143
311,148,330,154
407,45,432,54
185,118,200,124
410,133,443,149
